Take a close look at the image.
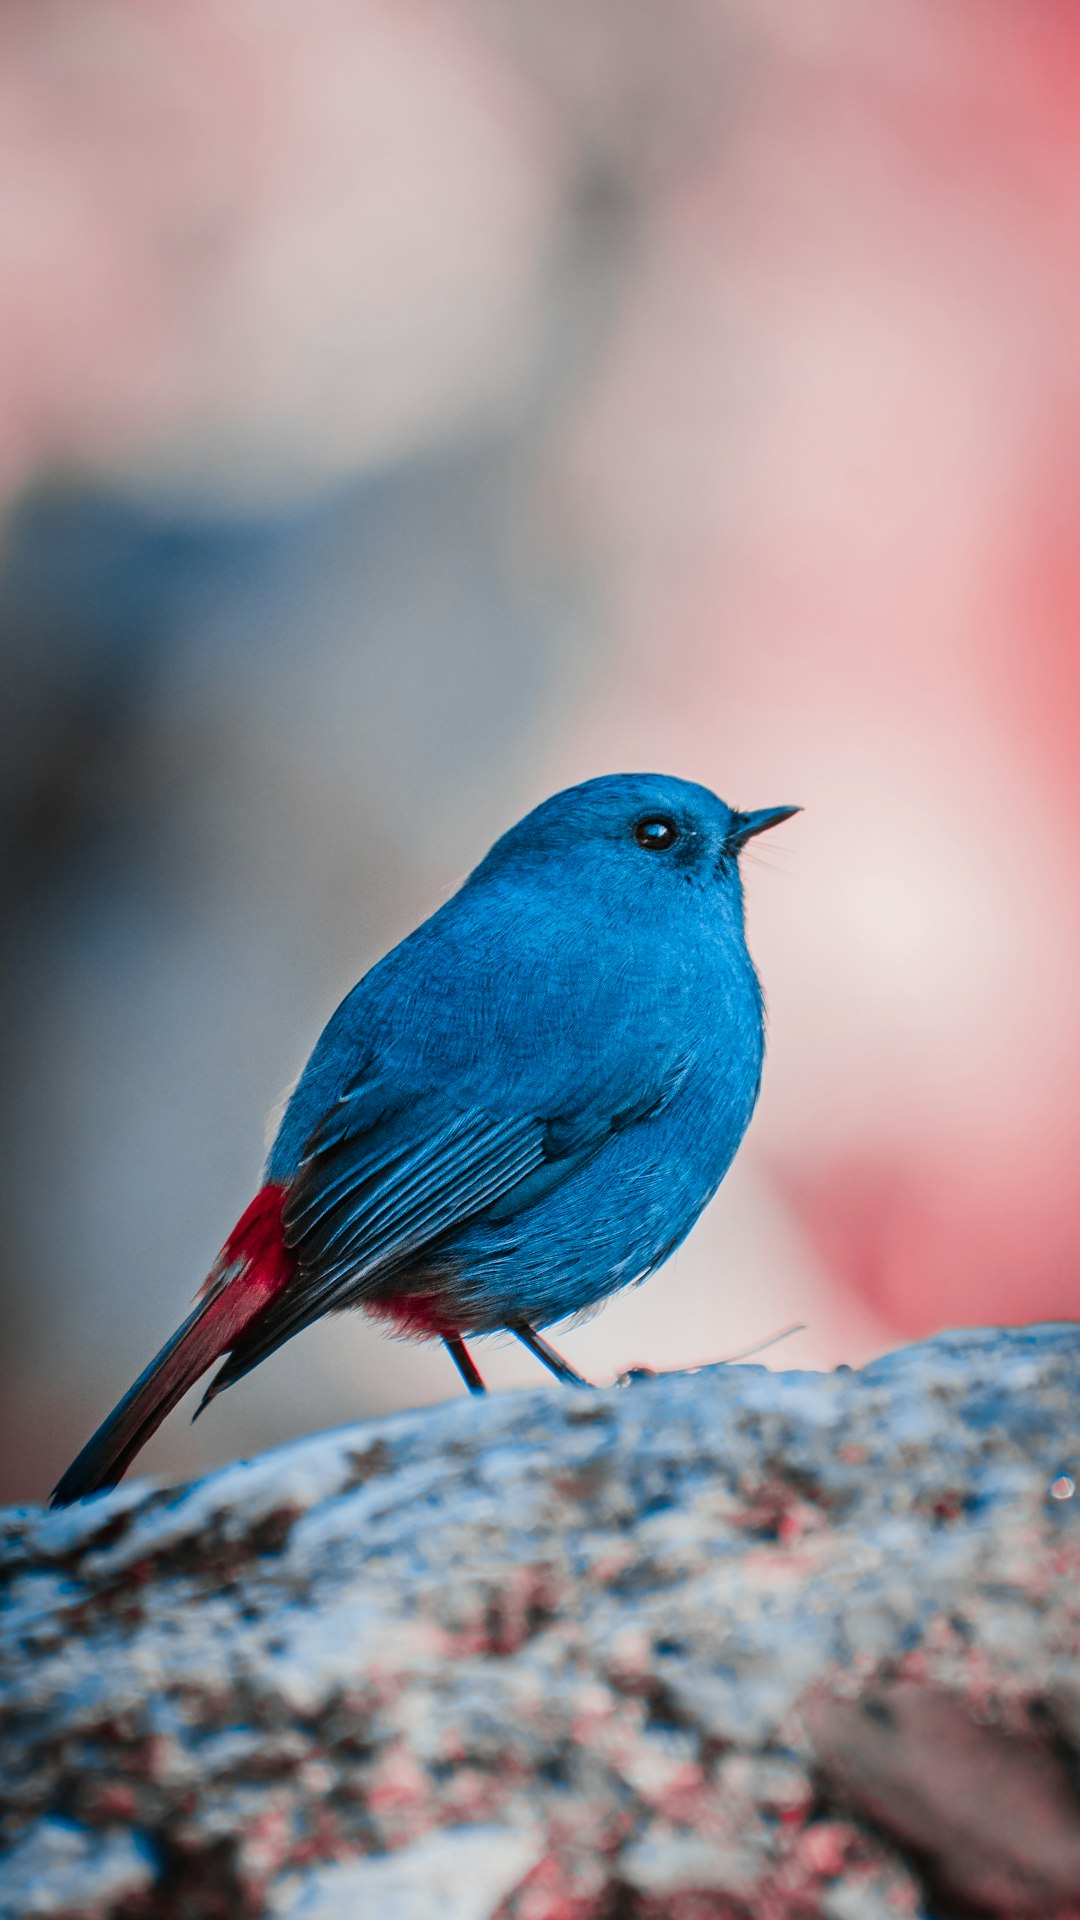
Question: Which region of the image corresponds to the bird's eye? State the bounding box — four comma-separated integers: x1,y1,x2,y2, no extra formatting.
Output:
634,815,680,851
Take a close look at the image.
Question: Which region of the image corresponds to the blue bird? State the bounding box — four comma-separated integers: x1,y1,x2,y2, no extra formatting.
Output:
52,773,798,1504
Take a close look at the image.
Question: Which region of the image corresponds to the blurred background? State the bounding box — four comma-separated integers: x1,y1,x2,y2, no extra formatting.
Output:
2,0,1078,1504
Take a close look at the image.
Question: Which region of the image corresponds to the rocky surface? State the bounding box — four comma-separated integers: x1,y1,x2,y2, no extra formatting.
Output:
1,1324,1078,1919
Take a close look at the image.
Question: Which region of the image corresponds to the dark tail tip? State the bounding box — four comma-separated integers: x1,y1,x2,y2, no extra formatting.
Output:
50,1189,292,1506
49,1288,231,1507
50,1442,126,1509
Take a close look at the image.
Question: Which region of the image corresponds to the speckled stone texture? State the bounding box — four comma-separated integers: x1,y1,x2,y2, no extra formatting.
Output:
1,1325,1079,1920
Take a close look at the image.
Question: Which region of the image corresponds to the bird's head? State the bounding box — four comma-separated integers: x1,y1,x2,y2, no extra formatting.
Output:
474,773,800,928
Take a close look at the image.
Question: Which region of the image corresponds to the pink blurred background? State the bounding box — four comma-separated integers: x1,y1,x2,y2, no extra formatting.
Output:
2,0,1078,1503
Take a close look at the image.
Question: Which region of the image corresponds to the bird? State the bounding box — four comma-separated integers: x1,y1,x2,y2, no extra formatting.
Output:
51,773,799,1505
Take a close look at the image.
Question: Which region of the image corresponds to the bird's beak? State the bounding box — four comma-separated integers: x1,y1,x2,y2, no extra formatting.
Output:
727,804,802,849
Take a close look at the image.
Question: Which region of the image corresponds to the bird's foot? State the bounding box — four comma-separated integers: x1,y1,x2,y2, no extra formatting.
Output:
444,1336,487,1394
513,1324,594,1388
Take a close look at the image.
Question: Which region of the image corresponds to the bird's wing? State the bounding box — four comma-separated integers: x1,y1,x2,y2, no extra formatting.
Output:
286,1087,550,1291
203,1056,691,1396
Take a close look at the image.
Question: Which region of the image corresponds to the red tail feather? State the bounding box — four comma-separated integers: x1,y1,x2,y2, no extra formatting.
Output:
50,1185,295,1505
202,1183,296,1307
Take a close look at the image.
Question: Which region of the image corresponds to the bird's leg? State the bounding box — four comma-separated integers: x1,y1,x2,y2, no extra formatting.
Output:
445,1335,487,1394
514,1324,593,1388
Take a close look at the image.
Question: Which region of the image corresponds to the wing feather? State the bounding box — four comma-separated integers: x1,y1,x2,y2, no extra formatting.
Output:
202,1104,550,1396
203,1051,695,1399
286,1108,475,1246
301,1113,544,1290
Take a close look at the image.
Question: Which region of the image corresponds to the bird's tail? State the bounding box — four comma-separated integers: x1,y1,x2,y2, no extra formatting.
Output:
50,1185,294,1507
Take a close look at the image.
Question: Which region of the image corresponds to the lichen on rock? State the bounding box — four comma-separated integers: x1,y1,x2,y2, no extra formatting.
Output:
1,1325,1078,1918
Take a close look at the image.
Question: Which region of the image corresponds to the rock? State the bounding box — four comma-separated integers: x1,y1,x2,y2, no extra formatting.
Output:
266,1826,541,1920
807,1680,1080,1912
0,1819,154,1919
1,1324,1078,1918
